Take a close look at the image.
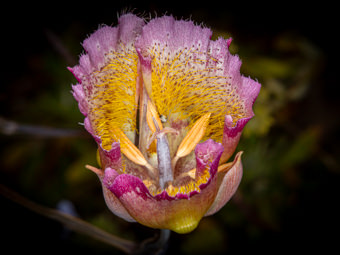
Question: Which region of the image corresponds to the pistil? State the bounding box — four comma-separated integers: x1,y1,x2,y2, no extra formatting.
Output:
156,131,174,189
149,116,173,189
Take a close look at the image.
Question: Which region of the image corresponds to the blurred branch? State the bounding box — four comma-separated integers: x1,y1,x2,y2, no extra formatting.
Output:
45,29,77,66
0,184,137,254
0,117,85,138
0,184,171,254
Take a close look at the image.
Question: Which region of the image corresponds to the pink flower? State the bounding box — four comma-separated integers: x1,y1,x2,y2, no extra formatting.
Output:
69,13,260,234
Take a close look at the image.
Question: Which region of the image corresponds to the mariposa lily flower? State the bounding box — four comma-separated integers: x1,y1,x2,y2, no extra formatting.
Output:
69,13,260,234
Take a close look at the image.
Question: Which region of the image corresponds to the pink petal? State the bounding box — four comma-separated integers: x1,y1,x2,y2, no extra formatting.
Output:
81,14,144,72
117,13,144,45
74,54,92,81
205,151,243,216
240,76,261,112
83,117,100,144
95,168,135,222
135,15,212,52
71,84,88,116
101,187,136,222
82,25,118,71
68,13,145,107
219,46,261,162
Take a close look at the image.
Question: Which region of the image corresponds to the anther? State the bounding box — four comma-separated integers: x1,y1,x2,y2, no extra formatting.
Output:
172,113,211,168
111,126,156,177
146,100,163,133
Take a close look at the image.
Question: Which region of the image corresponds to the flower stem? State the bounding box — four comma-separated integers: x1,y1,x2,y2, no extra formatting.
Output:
133,228,171,255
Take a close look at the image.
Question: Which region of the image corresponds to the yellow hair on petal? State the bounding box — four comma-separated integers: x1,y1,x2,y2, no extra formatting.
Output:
148,44,246,142
88,44,139,150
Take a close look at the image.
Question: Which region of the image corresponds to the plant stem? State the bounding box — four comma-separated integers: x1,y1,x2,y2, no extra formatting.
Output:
0,117,85,137
133,228,171,255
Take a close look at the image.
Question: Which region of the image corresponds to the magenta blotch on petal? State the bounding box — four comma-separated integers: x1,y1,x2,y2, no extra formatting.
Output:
99,142,122,170
220,115,251,163
195,139,224,177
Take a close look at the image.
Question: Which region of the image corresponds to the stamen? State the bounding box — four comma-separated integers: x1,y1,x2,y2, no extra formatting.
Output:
146,100,163,133
172,113,211,168
111,126,156,176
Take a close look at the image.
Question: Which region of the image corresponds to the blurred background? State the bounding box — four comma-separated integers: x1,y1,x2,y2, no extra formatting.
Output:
1,1,339,254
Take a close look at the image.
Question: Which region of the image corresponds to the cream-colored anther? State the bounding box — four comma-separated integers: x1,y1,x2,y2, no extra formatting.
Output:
172,113,211,168
112,126,156,175
146,100,163,133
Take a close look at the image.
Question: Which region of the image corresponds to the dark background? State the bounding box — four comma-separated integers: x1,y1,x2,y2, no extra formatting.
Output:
1,1,339,254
